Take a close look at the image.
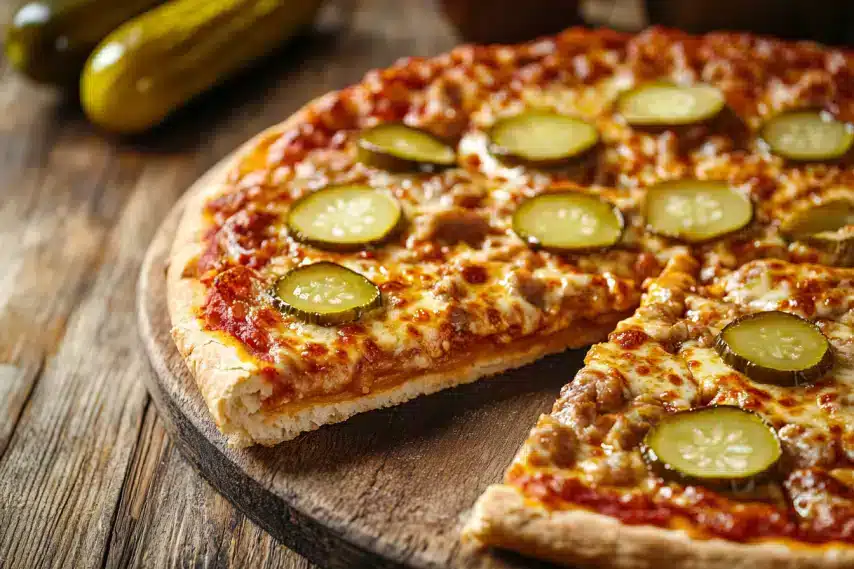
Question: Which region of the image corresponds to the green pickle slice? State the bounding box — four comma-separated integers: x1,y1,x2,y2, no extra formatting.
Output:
642,406,781,490
782,199,854,240
644,180,753,243
271,262,382,326
287,185,402,251
715,311,833,386
761,111,854,161
805,226,854,267
488,111,599,167
781,199,854,265
618,83,726,127
512,192,624,252
358,123,456,171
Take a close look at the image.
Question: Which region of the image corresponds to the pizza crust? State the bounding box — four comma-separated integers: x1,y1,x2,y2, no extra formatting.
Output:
464,484,854,569
166,94,622,447
167,95,323,447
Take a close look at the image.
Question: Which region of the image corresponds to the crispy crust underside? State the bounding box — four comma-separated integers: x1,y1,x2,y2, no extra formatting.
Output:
166,94,622,447
464,484,854,569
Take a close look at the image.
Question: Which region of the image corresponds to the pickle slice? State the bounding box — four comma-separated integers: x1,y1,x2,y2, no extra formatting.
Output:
642,406,781,491
512,192,624,252
271,262,382,326
358,124,456,171
287,185,402,251
487,111,599,168
645,180,753,243
782,200,854,266
715,311,833,386
618,83,726,127
781,199,854,240
805,226,854,267
760,111,854,161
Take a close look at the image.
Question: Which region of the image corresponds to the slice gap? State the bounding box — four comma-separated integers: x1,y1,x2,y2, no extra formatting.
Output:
618,83,725,127
513,192,623,252
271,262,382,326
715,310,833,386
761,110,854,162
645,180,752,243
358,123,456,171
488,111,599,168
287,185,402,251
642,406,781,491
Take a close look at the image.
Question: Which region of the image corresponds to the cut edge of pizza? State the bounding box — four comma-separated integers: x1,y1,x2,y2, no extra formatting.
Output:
166,111,638,447
464,254,854,568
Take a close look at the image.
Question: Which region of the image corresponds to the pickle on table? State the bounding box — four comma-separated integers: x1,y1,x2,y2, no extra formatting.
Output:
642,406,782,491
617,82,726,127
715,311,833,386
5,0,165,86
357,124,456,171
644,180,753,243
271,262,382,326
512,192,624,252
487,111,599,168
287,185,403,251
760,110,854,162
80,0,324,133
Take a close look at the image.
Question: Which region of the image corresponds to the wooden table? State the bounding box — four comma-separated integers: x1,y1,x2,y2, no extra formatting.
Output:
0,1,641,567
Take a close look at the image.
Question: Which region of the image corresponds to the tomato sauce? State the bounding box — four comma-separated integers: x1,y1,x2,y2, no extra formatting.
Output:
510,468,854,544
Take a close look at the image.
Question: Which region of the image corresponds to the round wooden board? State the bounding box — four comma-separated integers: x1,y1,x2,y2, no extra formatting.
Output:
137,156,584,569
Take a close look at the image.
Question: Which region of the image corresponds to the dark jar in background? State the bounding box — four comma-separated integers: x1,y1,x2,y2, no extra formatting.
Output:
645,0,854,44
439,0,581,44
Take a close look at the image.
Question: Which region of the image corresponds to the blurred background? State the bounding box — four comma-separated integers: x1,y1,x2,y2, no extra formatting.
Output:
1,1,854,568
5,0,854,138
7,0,854,139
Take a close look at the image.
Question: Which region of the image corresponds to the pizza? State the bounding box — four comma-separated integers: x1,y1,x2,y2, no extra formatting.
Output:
465,256,854,567
166,26,854,566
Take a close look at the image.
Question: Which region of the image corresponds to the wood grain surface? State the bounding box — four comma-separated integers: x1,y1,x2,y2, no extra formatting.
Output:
0,1,641,567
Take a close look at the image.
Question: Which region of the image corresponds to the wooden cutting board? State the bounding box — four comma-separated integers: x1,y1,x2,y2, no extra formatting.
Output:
137,156,587,569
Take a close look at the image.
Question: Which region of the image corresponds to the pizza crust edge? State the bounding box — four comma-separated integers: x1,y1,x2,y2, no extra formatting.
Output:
464,484,854,569
166,100,315,447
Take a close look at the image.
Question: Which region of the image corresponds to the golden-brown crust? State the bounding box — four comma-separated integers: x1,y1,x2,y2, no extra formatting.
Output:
247,320,618,446
465,484,854,569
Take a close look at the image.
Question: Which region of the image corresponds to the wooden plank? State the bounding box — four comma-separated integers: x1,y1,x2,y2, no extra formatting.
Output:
0,148,195,568
0,359,42,457
226,517,317,569
104,403,316,569
0,70,113,468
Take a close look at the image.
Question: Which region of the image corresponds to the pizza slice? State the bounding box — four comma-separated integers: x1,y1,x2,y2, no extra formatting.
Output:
465,255,854,568
167,111,658,446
